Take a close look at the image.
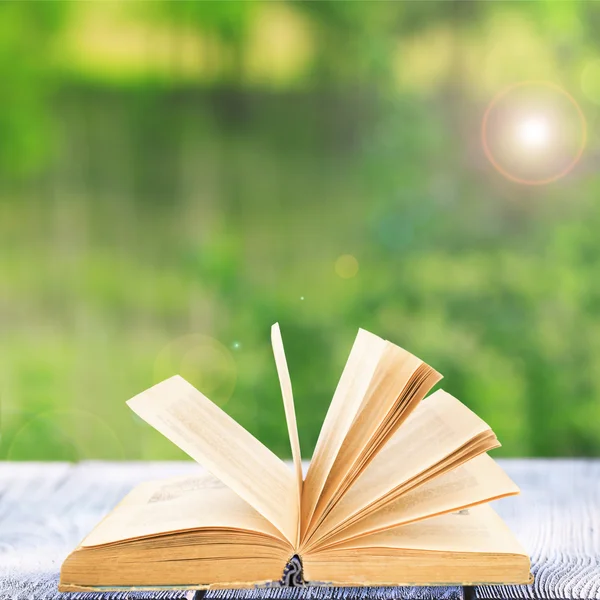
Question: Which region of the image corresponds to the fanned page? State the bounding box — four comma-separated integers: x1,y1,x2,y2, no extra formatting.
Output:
301,329,387,538
306,389,501,549
127,375,298,545
330,504,526,555
271,323,303,518
301,332,442,544
316,453,519,550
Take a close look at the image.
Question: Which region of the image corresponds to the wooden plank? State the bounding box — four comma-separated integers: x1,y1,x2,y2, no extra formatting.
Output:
2,457,598,600
0,461,199,600
0,461,461,600
0,462,73,600
204,587,463,600
0,461,464,600
475,459,600,600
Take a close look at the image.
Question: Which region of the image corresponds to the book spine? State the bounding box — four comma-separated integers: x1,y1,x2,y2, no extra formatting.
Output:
281,555,304,587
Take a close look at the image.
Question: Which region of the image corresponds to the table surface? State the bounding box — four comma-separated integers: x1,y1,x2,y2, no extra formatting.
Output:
0,459,598,600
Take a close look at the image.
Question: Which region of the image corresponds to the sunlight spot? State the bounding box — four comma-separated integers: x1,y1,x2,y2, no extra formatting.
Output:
481,81,586,185
335,255,359,279
516,116,550,148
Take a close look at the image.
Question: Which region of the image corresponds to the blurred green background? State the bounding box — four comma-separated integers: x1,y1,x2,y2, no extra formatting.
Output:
1,1,599,462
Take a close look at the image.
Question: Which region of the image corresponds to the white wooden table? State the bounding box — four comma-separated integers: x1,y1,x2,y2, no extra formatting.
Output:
0,460,598,600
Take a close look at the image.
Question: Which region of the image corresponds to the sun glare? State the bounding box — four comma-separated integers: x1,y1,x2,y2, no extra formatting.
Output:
482,81,587,185
517,117,550,148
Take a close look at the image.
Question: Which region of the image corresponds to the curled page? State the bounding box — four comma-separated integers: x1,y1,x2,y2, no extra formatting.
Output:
308,389,499,547
271,323,303,546
127,375,298,546
316,453,519,549
301,329,387,538
301,331,441,543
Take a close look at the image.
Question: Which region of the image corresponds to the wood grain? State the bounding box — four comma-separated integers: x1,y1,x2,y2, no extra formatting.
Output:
0,461,200,600
204,587,463,600
0,461,461,600
4,459,596,600
476,460,600,600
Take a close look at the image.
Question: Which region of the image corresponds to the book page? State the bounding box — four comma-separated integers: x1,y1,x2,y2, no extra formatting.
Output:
127,375,298,545
271,324,303,512
302,342,441,543
302,505,531,586
301,329,387,537
318,453,519,548
81,473,287,547
308,389,497,546
315,349,440,515
322,504,527,555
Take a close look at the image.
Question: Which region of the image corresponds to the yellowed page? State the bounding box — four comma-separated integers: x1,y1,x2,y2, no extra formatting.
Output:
302,334,441,543
127,375,298,545
311,349,440,526
271,323,303,514
310,389,494,545
303,505,531,586
319,453,519,548
301,329,387,536
320,504,528,555
81,472,287,547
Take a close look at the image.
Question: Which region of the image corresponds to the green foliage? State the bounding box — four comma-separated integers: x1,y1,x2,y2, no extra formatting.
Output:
160,0,257,42
0,1,69,178
0,1,599,461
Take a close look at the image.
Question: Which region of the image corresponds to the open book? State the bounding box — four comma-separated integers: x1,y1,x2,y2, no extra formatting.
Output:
59,325,531,592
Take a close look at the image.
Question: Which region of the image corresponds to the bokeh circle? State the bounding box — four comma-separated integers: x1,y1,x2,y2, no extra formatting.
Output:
481,81,586,185
7,409,125,461
154,334,237,405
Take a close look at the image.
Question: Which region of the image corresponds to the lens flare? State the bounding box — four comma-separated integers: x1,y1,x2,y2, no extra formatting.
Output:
154,334,237,406
517,117,550,148
482,81,586,185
